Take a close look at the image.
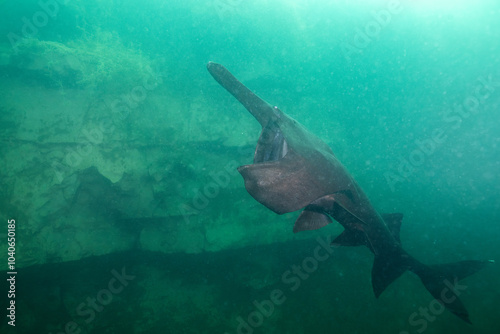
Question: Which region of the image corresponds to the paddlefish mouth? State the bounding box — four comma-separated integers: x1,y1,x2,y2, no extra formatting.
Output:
207,61,291,164
253,120,289,164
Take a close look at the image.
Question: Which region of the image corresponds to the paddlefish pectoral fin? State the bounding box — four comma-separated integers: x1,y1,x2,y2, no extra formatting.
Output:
293,191,368,233
293,210,332,233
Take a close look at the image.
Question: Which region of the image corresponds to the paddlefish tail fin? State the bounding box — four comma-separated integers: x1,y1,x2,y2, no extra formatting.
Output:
372,249,492,323
366,213,492,323
408,259,493,323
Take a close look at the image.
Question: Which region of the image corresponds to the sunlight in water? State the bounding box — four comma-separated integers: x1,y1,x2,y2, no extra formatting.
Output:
405,0,482,12
282,0,480,12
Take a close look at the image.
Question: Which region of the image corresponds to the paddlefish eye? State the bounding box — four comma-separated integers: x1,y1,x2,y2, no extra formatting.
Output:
273,106,282,118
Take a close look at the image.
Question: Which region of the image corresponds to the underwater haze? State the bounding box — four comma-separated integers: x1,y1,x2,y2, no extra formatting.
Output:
0,0,499,333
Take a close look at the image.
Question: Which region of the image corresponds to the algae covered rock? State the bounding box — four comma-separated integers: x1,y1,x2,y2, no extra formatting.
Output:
9,31,154,91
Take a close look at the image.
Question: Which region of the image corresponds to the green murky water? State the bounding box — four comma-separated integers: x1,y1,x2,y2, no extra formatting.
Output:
0,1,499,333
